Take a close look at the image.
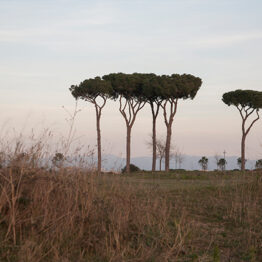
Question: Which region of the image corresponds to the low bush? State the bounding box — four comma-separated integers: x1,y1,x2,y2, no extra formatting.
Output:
121,163,141,173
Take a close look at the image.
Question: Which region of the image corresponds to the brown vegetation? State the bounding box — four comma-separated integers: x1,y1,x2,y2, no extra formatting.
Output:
0,150,262,261
0,167,189,261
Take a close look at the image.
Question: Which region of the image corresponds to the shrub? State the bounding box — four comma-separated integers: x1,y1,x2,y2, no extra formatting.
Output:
121,163,140,173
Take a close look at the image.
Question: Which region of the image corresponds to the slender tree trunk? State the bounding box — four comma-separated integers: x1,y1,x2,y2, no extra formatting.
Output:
95,108,102,174
237,107,260,172
241,117,246,172
83,96,107,175
159,158,162,171
241,133,246,171
165,125,172,172
126,126,131,173
119,96,146,173
150,102,160,172
162,99,178,172
152,116,157,171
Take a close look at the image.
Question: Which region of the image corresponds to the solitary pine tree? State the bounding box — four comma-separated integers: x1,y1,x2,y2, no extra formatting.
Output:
70,77,114,174
222,90,262,171
161,74,202,172
103,73,146,173
142,74,163,171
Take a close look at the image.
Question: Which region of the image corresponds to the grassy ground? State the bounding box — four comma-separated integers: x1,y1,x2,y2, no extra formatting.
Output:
126,170,262,261
1,166,262,261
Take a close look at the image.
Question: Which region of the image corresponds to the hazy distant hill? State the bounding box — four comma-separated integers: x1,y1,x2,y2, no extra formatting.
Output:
102,154,257,171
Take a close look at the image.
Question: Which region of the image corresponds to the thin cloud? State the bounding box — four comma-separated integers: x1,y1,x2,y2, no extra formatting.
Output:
192,31,262,48
0,2,117,43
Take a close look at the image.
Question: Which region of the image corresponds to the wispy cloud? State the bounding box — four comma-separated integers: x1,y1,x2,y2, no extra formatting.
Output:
191,31,262,48
0,2,117,43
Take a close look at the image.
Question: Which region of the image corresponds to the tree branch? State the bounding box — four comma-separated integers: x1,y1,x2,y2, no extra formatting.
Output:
161,100,169,126
245,110,260,136
119,96,128,125
237,105,244,120
128,100,132,124
246,108,255,119
130,101,145,127
150,101,161,119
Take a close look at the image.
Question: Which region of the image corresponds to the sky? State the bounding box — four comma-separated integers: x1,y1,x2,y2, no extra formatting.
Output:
0,0,262,160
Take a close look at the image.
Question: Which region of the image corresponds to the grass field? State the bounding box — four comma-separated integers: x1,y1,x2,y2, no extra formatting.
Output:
1,165,262,261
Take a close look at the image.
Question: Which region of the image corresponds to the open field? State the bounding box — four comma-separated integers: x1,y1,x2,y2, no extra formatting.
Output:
1,166,262,261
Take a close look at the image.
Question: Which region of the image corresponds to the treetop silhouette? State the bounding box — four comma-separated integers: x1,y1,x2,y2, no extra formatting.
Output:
222,89,262,171
222,89,262,109
103,73,147,173
70,77,115,174
159,74,202,171
70,72,202,173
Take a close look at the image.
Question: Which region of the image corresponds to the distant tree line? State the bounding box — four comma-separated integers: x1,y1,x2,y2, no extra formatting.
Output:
70,73,262,174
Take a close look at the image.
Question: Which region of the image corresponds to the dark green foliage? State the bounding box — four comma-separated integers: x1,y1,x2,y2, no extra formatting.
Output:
255,159,262,169
69,76,115,101
122,164,141,173
237,157,247,169
103,73,144,99
198,156,208,171
103,73,202,101
159,74,202,100
222,89,262,109
218,158,227,171
70,72,202,110
140,73,163,102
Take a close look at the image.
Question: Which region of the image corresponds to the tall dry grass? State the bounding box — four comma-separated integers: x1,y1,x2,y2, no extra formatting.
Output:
0,164,191,262
0,133,261,261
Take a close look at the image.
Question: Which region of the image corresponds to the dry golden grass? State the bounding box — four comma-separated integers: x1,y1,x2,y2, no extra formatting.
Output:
0,163,192,261
0,149,262,261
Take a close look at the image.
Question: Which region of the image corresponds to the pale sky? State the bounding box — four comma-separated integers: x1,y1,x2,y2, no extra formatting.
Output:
0,0,262,159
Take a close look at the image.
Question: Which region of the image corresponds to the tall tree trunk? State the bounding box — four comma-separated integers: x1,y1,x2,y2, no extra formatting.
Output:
126,126,131,173
159,158,162,171
162,99,178,172
119,96,146,173
165,125,172,172
237,107,260,172
152,116,157,171
241,117,246,172
84,96,107,175
241,133,246,171
150,102,160,172
95,108,102,174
